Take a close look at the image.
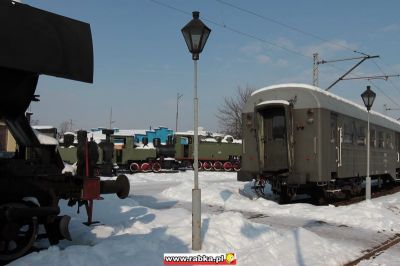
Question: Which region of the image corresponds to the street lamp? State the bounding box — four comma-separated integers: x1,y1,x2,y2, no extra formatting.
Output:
176,93,183,132
361,85,376,200
181,11,211,251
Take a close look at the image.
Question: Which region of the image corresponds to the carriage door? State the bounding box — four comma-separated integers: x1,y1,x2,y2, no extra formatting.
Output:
396,133,400,179
260,107,288,172
330,113,339,175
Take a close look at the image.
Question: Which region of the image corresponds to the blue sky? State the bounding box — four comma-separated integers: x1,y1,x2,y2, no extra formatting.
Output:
23,0,400,132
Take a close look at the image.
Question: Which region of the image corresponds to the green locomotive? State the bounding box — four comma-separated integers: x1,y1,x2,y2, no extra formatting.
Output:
174,133,241,172
59,131,242,173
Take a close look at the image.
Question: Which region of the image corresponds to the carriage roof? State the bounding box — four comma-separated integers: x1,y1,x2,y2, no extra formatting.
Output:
245,83,400,132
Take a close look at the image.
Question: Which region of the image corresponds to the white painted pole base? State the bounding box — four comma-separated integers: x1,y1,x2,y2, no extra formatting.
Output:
366,176,371,200
192,188,202,250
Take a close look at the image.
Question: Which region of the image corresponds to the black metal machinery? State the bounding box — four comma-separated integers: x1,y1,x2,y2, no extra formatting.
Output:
0,0,129,262
98,129,116,176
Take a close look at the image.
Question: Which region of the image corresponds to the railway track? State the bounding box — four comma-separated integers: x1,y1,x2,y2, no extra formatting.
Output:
286,183,400,206
332,184,400,207
344,234,400,266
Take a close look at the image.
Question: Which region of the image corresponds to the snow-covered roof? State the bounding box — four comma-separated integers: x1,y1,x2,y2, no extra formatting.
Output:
256,100,290,107
113,130,137,137
32,125,56,130
203,137,217,143
33,129,59,145
246,83,400,132
176,131,209,137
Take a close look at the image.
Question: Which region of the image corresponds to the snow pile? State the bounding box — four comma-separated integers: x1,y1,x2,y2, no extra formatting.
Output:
9,172,400,266
62,162,77,175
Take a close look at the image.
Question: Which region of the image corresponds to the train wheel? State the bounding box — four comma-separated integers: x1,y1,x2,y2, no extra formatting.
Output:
223,162,233,171
311,187,327,205
192,161,202,170
253,178,266,197
213,161,223,171
233,161,241,172
202,161,212,171
141,162,151,173
0,202,38,262
129,162,140,173
183,160,192,168
152,162,162,173
279,186,292,204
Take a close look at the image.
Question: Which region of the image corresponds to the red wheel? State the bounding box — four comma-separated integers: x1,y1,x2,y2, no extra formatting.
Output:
202,161,212,171
141,162,151,172
223,162,233,171
193,161,203,170
233,161,241,172
152,162,162,173
213,161,223,171
130,162,140,173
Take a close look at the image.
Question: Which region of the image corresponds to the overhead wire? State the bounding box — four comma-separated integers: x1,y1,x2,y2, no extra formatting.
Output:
148,0,400,110
148,0,312,60
369,79,400,109
372,59,400,96
215,0,367,56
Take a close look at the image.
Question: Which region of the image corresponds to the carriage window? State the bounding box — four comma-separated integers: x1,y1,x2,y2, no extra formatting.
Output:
386,133,393,149
370,129,376,147
343,122,353,144
272,115,285,139
357,126,366,145
330,118,337,143
378,131,385,148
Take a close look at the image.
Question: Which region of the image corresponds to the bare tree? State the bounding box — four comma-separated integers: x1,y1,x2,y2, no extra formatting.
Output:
59,121,70,135
216,86,254,139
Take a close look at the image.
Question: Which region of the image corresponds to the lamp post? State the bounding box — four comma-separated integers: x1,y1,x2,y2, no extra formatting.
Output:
176,93,183,132
361,85,376,200
181,11,211,251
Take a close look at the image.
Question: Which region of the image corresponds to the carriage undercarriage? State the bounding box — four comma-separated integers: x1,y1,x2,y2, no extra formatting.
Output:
252,171,399,204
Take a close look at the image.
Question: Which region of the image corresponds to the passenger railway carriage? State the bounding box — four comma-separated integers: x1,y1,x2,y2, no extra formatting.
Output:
238,83,400,202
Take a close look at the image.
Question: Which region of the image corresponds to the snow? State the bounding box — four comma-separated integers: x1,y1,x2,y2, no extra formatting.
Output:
33,129,59,145
32,125,56,130
9,172,400,266
135,142,155,149
256,100,290,107
203,137,217,143
62,162,77,175
176,129,242,143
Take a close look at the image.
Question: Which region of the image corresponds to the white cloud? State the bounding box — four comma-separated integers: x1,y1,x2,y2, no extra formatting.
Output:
391,64,400,73
256,55,270,64
276,59,289,67
302,39,358,57
380,23,400,32
240,42,263,55
275,37,296,50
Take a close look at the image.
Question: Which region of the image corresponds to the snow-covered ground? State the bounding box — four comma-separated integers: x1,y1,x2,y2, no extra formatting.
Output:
10,171,400,266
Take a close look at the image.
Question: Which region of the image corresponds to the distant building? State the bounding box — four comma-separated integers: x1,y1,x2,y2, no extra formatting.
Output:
88,126,174,145
135,126,174,144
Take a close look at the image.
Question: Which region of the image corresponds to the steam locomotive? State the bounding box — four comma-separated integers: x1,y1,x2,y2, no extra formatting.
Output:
58,132,242,173
0,1,129,262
